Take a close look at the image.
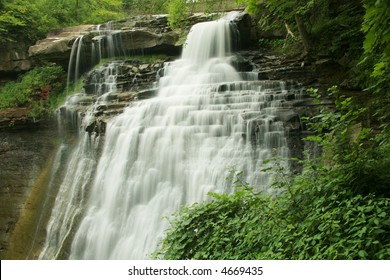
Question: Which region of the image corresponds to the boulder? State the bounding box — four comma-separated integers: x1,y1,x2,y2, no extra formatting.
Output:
0,42,31,75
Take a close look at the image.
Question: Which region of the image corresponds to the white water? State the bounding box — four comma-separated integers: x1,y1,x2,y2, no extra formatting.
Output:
67,36,84,92
38,132,99,259
67,22,126,93
40,14,290,260
92,22,125,64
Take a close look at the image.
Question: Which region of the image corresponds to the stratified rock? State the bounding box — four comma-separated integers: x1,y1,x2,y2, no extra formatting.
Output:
28,15,182,69
28,25,95,68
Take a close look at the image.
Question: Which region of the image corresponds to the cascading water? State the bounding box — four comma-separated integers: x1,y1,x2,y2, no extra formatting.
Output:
40,13,291,260
39,60,129,259
38,133,98,259
67,36,85,92
92,22,126,64
67,22,127,93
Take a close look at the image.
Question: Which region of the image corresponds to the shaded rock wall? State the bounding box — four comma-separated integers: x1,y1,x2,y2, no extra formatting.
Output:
0,42,31,74
0,120,60,258
0,42,32,87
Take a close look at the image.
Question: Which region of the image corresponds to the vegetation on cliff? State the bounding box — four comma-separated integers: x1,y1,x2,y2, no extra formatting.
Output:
0,65,66,120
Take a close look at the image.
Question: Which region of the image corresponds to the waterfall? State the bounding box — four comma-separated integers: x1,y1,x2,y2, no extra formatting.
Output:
38,134,98,259
39,61,124,259
67,22,127,93
91,22,126,65
40,13,291,260
66,36,84,92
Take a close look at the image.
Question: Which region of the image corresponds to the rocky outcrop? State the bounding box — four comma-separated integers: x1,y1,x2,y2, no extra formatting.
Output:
232,50,341,168
0,42,32,86
27,12,261,70
28,25,95,68
0,42,31,74
28,15,181,69
0,108,36,131
58,58,168,135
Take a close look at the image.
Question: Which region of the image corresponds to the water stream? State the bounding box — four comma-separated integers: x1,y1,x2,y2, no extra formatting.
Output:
40,13,290,260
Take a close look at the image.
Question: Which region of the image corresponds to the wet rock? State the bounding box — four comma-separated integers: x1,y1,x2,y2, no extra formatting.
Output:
137,88,157,100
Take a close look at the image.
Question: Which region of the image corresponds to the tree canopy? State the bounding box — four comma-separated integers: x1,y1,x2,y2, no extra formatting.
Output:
0,0,238,43
0,0,125,43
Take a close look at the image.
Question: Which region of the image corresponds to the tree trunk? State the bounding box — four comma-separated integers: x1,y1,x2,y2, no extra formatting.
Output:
295,15,311,56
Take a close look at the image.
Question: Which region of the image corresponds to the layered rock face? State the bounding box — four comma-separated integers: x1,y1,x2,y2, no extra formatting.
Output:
28,25,95,69
59,59,168,136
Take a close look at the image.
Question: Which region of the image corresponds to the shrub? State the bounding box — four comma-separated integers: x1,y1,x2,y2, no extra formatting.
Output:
0,65,66,118
154,163,390,260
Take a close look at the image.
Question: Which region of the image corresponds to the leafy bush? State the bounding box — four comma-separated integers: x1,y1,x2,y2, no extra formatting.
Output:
0,0,56,43
0,65,66,118
0,0,126,43
166,0,190,30
154,143,390,260
304,87,390,197
154,166,390,259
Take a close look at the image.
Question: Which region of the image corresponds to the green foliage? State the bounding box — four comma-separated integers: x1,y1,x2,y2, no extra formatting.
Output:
0,0,56,43
155,166,390,259
166,0,190,30
123,0,167,14
360,0,390,110
304,87,368,159
0,0,126,43
362,0,390,57
238,0,365,59
309,2,364,57
304,86,390,197
39,0,125,26
0,65,66,118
